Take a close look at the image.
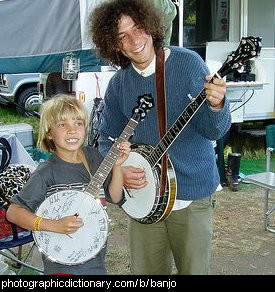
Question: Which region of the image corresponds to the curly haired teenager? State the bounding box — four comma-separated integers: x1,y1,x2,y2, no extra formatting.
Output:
90,0,231,275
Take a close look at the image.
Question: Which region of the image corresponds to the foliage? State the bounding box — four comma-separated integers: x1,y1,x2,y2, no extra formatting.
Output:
184,0,196,25
228,124,266,160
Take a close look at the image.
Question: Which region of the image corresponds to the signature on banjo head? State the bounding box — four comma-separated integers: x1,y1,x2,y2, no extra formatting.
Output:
41,189,105,219
35,190,108,264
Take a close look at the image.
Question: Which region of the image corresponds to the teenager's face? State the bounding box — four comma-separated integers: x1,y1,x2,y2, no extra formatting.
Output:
117,15,155,70
49,112,86,159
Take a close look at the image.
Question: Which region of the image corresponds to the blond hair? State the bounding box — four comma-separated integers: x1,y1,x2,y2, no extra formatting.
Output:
37,94,89,153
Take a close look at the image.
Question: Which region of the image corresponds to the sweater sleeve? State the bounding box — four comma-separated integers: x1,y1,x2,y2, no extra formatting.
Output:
184,50,232,140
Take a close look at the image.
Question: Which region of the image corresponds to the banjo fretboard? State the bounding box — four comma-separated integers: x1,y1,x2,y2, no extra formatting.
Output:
85,118,138,196
85,93,154,197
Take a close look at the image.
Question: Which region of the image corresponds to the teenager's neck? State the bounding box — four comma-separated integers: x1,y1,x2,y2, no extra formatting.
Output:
132,48,170,77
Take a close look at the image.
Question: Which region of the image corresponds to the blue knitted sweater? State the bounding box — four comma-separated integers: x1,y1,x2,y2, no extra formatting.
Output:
98,46,231,200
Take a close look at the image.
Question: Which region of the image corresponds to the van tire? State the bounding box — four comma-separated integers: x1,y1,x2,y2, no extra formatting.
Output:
16,86,41,117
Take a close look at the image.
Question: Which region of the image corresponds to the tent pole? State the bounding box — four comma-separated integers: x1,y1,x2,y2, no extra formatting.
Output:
175,0,184,47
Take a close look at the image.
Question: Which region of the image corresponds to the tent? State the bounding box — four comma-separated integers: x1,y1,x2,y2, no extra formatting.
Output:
0,0,106,73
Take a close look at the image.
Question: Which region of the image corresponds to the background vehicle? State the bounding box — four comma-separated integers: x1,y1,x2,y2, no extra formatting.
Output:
0,73,41,117
1,0,274,132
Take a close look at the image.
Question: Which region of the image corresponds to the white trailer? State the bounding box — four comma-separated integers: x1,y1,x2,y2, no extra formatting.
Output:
206,42,275,125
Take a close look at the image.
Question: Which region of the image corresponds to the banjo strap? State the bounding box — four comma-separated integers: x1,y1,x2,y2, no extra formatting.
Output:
80,149,93,178
156,47,167,196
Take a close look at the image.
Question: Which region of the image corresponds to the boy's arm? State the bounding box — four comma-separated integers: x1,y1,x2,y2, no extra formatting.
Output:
108,165,124,204
6,203,83,234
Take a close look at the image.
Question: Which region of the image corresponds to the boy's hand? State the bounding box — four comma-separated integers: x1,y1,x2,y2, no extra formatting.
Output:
115,142,131,165
55,215,84,234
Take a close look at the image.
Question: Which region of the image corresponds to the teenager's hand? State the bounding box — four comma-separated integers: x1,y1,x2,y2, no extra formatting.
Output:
204,75,227,109
122,166,148,189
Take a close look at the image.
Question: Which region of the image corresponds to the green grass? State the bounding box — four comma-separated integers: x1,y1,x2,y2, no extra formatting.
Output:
240,156,275,175
8,265,42,275
240,159,266,175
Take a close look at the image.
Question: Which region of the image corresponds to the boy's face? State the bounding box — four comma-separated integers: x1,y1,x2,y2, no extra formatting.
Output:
48,112,86,159
117,15,155,71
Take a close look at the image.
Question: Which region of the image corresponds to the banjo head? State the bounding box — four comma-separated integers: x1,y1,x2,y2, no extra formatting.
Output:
121,144,177,224
33,189,108,265
121,148,160,219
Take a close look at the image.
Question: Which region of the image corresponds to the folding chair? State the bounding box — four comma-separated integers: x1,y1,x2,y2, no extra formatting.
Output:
0,135,43,274
0,231,44,274
245,124,275,234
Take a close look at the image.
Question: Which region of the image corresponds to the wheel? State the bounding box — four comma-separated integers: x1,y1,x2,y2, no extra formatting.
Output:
16,86,42,117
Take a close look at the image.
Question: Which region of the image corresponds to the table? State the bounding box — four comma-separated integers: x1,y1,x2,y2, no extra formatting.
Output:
246,172,275,234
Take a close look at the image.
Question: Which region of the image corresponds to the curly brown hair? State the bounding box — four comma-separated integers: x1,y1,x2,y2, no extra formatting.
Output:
90,0,165,68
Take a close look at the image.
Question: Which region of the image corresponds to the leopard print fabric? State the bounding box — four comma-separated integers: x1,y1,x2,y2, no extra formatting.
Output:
0,165,32,240
0,165,32,203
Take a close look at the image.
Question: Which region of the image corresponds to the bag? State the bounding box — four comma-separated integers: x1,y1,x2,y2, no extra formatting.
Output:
88,97,104,148
0,137,12,173
0,164,32,241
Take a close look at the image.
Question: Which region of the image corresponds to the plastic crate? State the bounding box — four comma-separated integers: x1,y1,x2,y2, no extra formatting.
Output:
266,125,275,148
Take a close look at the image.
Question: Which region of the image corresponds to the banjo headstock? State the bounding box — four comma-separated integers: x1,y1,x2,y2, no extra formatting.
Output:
132,93,154,122
217,36,262,78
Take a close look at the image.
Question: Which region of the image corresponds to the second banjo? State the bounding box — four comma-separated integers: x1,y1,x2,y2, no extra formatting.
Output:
122,36,262,224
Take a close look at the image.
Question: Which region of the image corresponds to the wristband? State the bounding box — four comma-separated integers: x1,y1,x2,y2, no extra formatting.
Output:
34,216,43,231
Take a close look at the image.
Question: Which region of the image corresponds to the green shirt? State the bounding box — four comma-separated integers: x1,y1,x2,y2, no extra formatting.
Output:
152,0,177,45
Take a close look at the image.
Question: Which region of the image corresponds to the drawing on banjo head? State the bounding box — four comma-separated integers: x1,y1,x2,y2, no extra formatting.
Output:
33,94,154,265
121,36,262,224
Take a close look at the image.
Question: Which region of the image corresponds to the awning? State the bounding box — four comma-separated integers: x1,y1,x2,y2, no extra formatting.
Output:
0,0,106,73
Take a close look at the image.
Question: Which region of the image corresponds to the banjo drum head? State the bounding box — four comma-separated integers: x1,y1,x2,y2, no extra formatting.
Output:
121,151,158,219
33,189,108,265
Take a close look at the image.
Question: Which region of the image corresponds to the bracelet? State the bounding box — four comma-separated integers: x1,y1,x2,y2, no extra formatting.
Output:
34,216,43,231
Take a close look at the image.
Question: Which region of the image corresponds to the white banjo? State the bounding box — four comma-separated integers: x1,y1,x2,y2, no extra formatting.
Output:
33,94,154,265
122,36,262,224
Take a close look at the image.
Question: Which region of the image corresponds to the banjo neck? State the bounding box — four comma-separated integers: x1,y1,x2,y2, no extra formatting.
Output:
84,92,154,197
85,118,138,197
146,36,262,168
148,85,209,167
